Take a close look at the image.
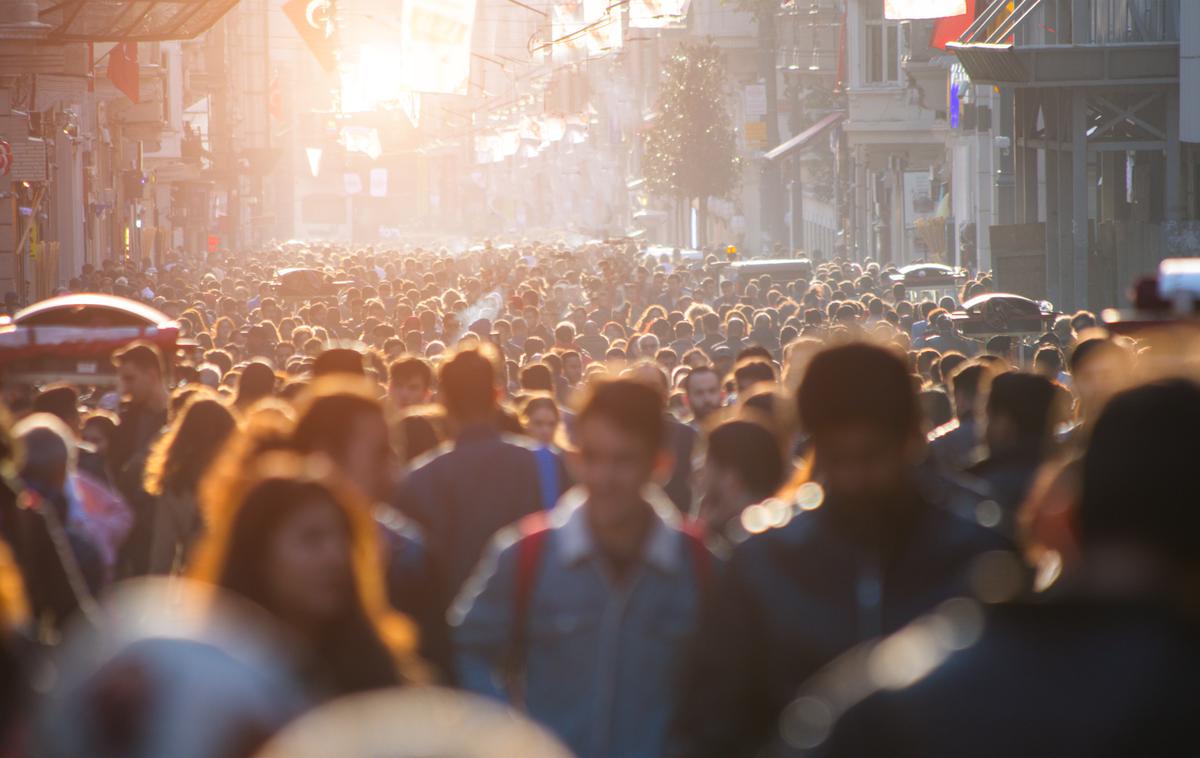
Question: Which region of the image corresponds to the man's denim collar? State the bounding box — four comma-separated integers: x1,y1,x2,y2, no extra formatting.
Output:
550,485,684,575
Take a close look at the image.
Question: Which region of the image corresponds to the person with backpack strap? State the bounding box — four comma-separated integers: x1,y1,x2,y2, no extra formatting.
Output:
451,379,716,758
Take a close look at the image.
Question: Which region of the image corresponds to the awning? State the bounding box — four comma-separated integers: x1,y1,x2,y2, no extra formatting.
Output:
38,0,239,42
764,111,845,162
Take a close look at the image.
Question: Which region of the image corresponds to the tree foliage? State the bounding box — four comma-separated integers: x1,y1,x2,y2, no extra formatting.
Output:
642,40,741,204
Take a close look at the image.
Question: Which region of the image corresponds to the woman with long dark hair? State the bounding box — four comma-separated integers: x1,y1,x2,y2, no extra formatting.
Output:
191,453,421,701
142,395,238,574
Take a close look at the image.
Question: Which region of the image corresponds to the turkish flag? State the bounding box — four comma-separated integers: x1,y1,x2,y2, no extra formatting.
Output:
932,0,976,49
283,0,338,72
107,41,139,103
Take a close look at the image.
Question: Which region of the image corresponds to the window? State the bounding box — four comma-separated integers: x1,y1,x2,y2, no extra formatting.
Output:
863,1,903,84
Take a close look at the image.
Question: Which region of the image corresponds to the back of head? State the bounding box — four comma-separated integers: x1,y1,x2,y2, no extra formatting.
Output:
986,372,1059,446
33,384,80,428
1080,379,1200,562
948,362,993,418
733,358,776,390
577,379,666,452
113,340,166,378
14,413,74,488
292,379,383,461
388,357,433,389
798,343,918,442
237,361,276,407
439,346,500,422
707,419,784,500
1068,335,1124,375
313,348,365,378
520,363,554,392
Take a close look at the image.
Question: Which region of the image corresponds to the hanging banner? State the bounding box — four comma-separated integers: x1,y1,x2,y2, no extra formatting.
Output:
399,0,477,95
629,0,690,29
885,0,967,20
584,0,622,56
341,126,382,160
369,168,388,197
552,1,587,64
305,146,322,177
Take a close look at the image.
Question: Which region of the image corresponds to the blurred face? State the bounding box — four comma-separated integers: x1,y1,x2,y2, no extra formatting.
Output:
686,371,722,420
263,497,354,624
813,424,914,514
391,377,430,409
117,363,160,405
526,406,558,445
563,355,583,385
337,412,394,502
82,423,109,455
1074,350,1133,420
700,463,742,530
574,417,658,529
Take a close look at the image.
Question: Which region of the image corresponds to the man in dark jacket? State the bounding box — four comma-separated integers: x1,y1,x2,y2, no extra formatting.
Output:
109,341,170,577
967,371,1066,535
670,343,1013,758
396,346,545,611
820,379,1200,758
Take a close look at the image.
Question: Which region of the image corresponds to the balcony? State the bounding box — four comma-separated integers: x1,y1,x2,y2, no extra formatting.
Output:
37,0,239,42
948,0,1180,86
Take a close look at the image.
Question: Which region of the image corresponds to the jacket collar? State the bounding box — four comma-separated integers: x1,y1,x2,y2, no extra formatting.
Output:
551,486,684,575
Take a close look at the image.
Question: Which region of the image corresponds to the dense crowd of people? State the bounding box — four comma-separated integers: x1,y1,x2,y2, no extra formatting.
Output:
0,238,1196,757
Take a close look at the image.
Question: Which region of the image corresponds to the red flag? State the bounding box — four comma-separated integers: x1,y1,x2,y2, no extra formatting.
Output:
932,0,976,49
107,41,139,103
283,0,338,72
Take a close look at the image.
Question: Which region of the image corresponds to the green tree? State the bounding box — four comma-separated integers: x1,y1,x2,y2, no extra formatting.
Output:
643,39,741,247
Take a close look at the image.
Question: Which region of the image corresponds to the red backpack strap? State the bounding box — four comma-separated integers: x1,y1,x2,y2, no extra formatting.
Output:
505,510,551,701
680,520,712,592
513,510,551,631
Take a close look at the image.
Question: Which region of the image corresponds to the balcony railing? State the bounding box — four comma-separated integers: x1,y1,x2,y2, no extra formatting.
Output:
962,0,1179,47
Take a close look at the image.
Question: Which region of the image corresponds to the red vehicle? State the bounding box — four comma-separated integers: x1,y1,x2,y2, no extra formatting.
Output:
0,294,180,387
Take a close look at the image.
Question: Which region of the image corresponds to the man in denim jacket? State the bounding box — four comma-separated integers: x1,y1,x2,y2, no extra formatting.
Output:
452,379,712,758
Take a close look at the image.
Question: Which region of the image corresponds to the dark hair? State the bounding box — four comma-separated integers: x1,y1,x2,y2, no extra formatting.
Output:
194,461,413,696
798,343,918,441
33,384,79,425
947,362,992,419
439,347,500,421
733,358,776,388
1033,345,1063,376
113,340,165,377
388,357,433,389
293,385,385,464
398,409,445,463
520,393,559,421
737,345,773,363
313,347,365,378
520,363,554,392
577,379,666,452
987,372,1059,443
236,360,276,409
1079,379,1200,561
145,397,238,496
1068,336,1126,375
707,419,784,500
